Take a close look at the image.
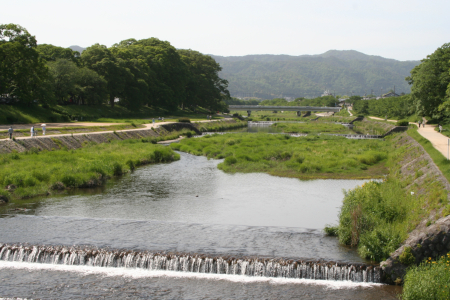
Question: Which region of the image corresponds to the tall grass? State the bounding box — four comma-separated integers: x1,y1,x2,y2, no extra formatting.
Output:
402,254,450,300
0,140,179,199
170,133,389,179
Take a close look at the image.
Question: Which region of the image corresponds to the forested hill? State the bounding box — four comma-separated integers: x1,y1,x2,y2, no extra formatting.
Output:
211,50,420,99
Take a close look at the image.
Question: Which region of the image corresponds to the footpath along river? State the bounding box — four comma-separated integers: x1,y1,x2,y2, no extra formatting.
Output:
0,147,401,298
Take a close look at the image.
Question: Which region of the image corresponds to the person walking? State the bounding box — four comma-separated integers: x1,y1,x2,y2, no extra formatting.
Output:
439,125,443,133
8,126,13,139
31,126,35,138
152,118,155,126
418,121,421,128
42,124,46,135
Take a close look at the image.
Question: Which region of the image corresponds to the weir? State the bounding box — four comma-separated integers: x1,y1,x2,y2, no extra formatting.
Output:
0,244,381,283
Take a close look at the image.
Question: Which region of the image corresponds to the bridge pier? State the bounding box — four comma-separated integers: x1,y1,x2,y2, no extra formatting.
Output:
247,110,251,117
296,111,301,116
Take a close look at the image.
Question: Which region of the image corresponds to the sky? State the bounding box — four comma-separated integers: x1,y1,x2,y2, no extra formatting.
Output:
2,0,449,61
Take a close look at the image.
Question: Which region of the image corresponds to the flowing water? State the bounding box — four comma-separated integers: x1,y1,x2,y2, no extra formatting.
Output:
0,149,401,299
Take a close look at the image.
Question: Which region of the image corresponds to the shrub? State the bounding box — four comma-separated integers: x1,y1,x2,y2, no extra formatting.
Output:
399,247,416,265
112,162,123,176
402,254,450,300
324,225,339,236
398,120,409,126
224,156,237,165
178,117,191,123
126,159,135,171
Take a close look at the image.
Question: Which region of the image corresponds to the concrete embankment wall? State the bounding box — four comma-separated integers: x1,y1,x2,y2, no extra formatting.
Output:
381,133,450,283
0,122,201,154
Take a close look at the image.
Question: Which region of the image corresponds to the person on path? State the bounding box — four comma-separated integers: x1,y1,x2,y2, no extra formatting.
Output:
439,125,443,133
42,125,46,135
31,126,35,138
418,121,421,128
8,126,13,139
152,118,155,126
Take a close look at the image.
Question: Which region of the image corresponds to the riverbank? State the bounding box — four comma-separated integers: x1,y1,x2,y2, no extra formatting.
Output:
328,129,450,284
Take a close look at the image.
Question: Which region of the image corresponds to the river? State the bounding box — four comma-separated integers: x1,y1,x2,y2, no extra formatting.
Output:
0,147,401,298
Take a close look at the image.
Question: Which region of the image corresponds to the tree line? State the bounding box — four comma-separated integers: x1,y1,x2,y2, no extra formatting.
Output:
0,24,230,112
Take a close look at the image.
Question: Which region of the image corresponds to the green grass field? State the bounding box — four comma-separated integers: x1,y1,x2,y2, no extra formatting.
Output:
170,133,389,179
272,122,353,134
0,140,179,200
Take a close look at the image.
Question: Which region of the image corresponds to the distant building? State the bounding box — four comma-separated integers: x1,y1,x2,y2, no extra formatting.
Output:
381,92,400,98
321,90,333,97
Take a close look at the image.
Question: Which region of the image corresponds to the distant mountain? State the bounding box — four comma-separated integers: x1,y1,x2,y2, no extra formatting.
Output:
69,45,86,53
211,50,420,99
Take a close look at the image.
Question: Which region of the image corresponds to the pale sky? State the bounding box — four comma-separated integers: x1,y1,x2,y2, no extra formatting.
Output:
2,0,449,61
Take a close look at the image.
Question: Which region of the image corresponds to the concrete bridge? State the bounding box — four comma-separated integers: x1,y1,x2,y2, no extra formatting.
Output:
228,105,341,116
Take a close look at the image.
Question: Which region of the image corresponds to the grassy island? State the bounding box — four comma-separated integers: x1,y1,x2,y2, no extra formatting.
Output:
170,133,389,179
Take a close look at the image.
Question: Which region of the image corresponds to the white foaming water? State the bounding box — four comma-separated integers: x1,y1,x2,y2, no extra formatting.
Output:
0,261,384,290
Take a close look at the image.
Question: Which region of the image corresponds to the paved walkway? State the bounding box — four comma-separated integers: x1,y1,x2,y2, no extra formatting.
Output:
1,120,219,141
368,116,450,159
416,124,450,159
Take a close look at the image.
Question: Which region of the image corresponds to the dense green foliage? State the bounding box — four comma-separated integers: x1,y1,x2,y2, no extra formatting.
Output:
0,24,50,103
170,133,389,179
224,97,261,105
353,95,415,119
0,23,229,112
336,132,448,262
402,254,450,300
0,140,179,199
212,50,418,99
260,95,338,107
407,43,450,120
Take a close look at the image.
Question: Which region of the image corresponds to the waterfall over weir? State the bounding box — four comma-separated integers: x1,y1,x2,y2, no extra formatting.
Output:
0,244,381,283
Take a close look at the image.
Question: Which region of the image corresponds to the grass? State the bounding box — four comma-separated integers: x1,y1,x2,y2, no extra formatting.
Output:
333,131,448,262
402,253,450,299
0,140,180,200
230,110,318,121
170,133,390,179
408,129,450,183
353,119,396,136
0,103,221,125
272,122,353,134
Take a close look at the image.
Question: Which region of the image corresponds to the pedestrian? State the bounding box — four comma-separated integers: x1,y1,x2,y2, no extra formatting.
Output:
418,121,421,128
439,125,443,133
8,126,13,139
152,118,155,125
31,126,35,138
42,124,46,136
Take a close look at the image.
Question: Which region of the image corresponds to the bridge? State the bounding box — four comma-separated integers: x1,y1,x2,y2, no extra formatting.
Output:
228,105,341,116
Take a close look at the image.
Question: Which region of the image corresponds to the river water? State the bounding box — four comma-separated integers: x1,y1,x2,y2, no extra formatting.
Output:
0,149,401,298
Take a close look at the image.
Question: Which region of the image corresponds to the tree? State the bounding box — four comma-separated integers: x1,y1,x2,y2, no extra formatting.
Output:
407,43,450,119
0,23,50,103
81,44,131,107
37,44,80,65
178,49,229,111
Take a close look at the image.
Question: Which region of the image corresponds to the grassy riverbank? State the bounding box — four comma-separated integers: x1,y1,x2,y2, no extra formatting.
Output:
329,131,448,262
0,140,179,200
0,103,218,125
170,133,389,179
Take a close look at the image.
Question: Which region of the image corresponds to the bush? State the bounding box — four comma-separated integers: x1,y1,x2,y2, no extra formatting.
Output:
112,162,123,176
402,254,450,300
178,117,191,123
398,120,409,126
224,156,237,165
324,225,339,236
399,246,416,265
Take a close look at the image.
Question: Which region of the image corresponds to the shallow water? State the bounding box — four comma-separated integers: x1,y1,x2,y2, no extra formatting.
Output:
0,151,401,298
